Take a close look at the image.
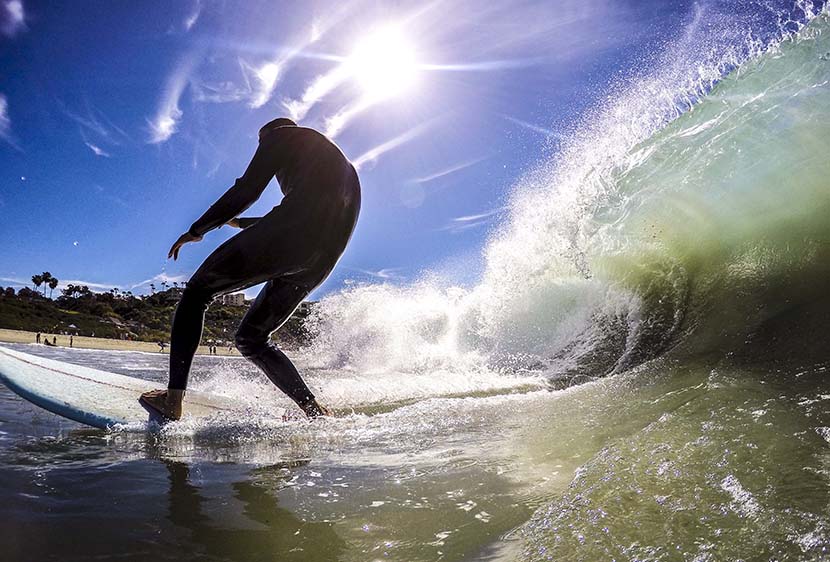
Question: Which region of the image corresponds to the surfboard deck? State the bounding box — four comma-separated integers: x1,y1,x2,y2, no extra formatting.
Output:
0,346,243,429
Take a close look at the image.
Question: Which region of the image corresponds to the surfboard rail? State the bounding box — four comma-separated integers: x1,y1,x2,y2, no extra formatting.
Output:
0,347,241,430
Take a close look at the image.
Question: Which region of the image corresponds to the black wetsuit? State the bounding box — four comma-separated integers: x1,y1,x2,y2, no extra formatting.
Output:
168,124,360,408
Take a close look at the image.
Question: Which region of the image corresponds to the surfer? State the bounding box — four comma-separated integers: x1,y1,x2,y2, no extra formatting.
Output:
140,118,360,421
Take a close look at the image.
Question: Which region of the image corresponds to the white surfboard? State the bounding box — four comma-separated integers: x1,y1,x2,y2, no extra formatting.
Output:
0,346,243,429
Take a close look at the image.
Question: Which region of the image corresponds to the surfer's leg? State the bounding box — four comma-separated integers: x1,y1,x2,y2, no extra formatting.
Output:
142,228,277,420
167,284,214,390
235,280,330,417
167,225,279,392
140,285,214,420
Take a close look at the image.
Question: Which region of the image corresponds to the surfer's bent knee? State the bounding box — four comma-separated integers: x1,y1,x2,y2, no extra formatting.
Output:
178,284,214,309
234,330,269,358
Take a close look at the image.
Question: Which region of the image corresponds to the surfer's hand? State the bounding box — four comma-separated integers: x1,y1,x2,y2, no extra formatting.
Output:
226,218,241,229
168,232,202,261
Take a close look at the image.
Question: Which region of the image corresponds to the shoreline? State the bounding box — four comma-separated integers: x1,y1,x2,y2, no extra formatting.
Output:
0,328,239,356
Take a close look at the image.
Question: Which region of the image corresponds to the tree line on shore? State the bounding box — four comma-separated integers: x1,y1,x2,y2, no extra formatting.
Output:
0,276,311,347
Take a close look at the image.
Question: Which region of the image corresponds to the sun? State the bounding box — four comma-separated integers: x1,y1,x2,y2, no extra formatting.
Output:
347,26,419,100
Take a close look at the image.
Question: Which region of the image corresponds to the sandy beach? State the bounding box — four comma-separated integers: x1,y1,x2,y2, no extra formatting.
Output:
0,328,238,356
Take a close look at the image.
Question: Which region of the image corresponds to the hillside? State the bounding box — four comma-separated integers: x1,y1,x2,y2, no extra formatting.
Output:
0,285,312,348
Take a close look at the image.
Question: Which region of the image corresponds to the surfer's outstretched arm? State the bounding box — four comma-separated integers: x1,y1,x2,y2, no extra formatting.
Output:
167,144,274,260
226,217,261,229
187,143,275,237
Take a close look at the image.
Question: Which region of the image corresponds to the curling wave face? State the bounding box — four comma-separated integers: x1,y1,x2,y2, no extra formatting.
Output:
304,4,830,385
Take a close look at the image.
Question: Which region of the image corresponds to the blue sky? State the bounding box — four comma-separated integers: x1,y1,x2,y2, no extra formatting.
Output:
0,0,780,299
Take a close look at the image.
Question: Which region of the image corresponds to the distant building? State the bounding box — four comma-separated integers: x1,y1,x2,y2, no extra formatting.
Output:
221,293,246,306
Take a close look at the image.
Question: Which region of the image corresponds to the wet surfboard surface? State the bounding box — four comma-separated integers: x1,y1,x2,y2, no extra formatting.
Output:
0,346,241,429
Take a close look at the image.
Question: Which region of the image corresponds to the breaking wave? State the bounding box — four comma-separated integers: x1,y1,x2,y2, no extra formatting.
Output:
303,1,830,386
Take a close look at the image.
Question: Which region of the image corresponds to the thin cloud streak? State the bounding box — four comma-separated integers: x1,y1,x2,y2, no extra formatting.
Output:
411,156,487,184
92,184,128,208
0,273,187,295
61,279,124,292
191,79,249,104
2,274,188,294
0,94,12,141
436,206,506,233
0,93,21,150
1,0,26,37
237,1,362,110
420,56,550,72
65,105,131,145
0,276,28,287
240,17,331,110
502,114,561,138
148,54,200,144
184,0,201,31
354,267,405,281
324,97,375,138
284,65,350,121
130,272,188,291
352,119,436,170
85,142,110,157
247,60,284,109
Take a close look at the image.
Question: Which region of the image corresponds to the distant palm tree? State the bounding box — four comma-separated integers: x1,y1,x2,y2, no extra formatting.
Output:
39,272,54,296
48,277,58,298
32,274,43,293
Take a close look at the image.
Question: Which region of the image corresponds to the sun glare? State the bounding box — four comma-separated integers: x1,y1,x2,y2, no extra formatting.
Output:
347,26,419,100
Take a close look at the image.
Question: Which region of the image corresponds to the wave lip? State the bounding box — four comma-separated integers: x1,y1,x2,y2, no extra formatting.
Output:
308,4,830,382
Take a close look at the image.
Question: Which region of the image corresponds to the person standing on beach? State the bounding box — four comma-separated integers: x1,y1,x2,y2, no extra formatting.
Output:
36,332,40,344
140,118,360,421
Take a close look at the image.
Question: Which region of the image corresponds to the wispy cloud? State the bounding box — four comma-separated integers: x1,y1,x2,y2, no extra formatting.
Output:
61,279,124,292
0,93,21,150
191,79,249,104
130,272,188,291
411,156,487,184
0,275,121,293
92,184,128,208
235,3,357,111
85,142,110,158
238,27,326,110
1,0,26,37
148,53,200,144
183,0,201,31
437,206,505,233
283,65,350,121
0,276,28,287
353,267,405,281
323,97,375,138
66,103,129,156
352,119,436,170
1,273,187,295
65,104,130,145
421,57,550,72
246,60,284,109
501,114,561,138
0,94,12,140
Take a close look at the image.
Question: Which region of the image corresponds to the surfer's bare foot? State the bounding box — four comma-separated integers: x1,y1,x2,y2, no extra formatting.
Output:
300,399,333,419
139,389,185,421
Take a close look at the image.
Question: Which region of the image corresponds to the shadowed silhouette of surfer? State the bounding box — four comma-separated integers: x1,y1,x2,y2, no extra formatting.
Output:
140,118,360,421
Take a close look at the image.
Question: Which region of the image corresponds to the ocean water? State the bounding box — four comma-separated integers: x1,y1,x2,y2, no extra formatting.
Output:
3,3,830,561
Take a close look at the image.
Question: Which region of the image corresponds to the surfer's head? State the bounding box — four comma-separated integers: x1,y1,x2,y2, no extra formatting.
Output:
259,117,297,140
